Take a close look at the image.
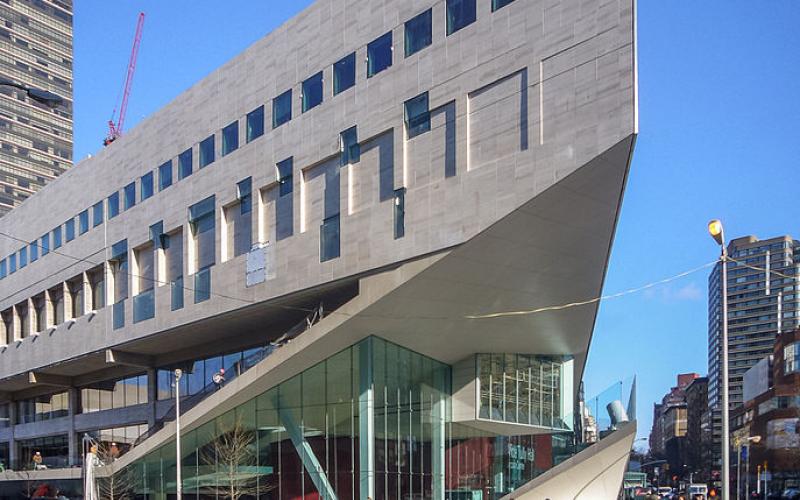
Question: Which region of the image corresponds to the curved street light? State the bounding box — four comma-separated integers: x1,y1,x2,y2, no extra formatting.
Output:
708,219,731,500
0,77,63,107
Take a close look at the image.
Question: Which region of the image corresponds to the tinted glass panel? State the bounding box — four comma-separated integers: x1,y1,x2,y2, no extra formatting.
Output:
19,247,26,268
446,0,477,35
492,0,515,10
141,172,154,201
302,72,323,112
340,126,360,165
404,92,431,137
199,135,215,168
29,243,37,262
246,106,264,143
93,201,103,227
320,215,340,262
405,9,432,57
52,226,62,249
41,234,49,255
222,121,238,156
178,148,193,179
333,53,356,95
78,210,89,234
367,32,393,77
276,158,293,197
272,90,292,128
65,218,75,241
124,182,136,209
108,192,120,219
158,161,173,190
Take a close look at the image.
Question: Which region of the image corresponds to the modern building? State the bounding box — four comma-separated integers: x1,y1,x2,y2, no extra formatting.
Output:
0,0,637,497
731,328,800,496
683,376,709,480
649,373,698,475
0,0,73,216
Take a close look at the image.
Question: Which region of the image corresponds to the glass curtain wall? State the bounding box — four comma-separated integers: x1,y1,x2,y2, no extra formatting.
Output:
128,339,567,499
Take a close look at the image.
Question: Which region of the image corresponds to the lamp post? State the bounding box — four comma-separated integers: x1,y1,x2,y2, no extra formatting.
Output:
736,435,761,500
175,368,183,500
708,219,731,500
0,77,63,107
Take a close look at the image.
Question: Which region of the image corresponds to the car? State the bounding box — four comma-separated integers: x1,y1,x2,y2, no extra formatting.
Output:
782,488,800,500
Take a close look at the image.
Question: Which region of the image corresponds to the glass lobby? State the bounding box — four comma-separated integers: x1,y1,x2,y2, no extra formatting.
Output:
128,337,573,499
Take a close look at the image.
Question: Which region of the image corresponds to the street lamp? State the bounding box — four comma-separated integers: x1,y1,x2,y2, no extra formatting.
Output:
0,77,63,107
708,219,731,500
737,435,761,500
174,368,183,500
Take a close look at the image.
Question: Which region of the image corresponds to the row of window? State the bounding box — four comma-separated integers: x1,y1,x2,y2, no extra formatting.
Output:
0,0,519,281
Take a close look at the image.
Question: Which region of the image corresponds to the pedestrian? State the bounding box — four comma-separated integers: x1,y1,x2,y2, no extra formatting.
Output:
212,367,226,390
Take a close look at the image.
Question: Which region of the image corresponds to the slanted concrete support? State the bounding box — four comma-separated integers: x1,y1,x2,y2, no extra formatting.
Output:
28,372,72,387
105,349,154,368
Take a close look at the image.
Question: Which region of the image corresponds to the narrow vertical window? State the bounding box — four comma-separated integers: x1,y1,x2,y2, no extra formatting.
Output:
302,72,323,112
404,92,431,137
340,126,360,166
159,160,173,191
8,254,16,273
108,192,120,219
52,226,62,249
65,218,75,242
40,234,50,256
189,196,216,303
394,188,405,239
124,182,136,210
78,210,89,234
320,214,340,262
92,201,104,227
367,32,393,77
272,90,292,128
140,172,154,201
29,242,38,262
165,229,184,311
199,135,215,168
232,177,253,257
333,53,356,95
178,148,193,179
0,259,5,278
222,121,239,156
18,247,27,268
246,106,264,143
110,240,128,330
405,9,432,57
446,0,476,35
275,158,294,240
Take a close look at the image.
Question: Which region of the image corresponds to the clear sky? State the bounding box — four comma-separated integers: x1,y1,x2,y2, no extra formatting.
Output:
73,2,800,449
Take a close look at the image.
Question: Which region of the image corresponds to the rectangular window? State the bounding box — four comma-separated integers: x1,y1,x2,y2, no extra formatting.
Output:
394,188,405,239
124,182,136,210
199,135,215,168
367,32,393,77
446,0,476,35
492,0,515,11
107,192,120,219
276,157,293,197
320,214,340,262
52,226,62,249
92,201,103,227
178,148,193,179
302,72,323,112
29,242,37,262
404,92,431,137
246,106,264,143
222,121,239,156
140,172,154,201
333,53,356,95
405,9,432,57
340,126,360,165
0,259,5,278
41,234,49,256
65,218,75,242
272,90,292,128
233,177,252,258
111,240,128,330
158,160,172,191
164,229,184,311
9,254,16,273
78,210,89,234
189,197,216,289
19,247,27,268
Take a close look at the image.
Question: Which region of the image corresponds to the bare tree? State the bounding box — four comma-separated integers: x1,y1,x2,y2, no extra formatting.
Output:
95,443,137,500
200,419,272,500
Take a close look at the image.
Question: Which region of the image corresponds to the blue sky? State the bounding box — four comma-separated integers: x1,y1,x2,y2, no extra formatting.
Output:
73,2,800,448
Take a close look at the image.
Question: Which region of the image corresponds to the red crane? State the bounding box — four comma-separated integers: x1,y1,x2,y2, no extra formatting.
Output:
104,12,145,146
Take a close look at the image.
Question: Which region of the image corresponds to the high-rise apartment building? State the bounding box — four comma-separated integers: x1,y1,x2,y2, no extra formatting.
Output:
708,235,800,410
0,0,73,216
0,0,637,497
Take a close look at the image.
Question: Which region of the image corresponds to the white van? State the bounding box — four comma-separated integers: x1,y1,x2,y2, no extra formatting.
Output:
688,484,708,498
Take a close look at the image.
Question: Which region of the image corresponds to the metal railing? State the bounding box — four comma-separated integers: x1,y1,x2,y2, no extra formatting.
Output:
132,303,324,448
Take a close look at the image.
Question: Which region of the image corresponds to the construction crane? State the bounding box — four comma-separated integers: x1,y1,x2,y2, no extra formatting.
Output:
104,12,145,146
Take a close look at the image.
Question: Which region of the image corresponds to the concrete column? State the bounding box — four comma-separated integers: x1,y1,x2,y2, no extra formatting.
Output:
62,282,74,321
8,402,17,468
103,261,114,307
67,387,79,466
146,367,157,428
82,271,93,314
0,310,8,346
